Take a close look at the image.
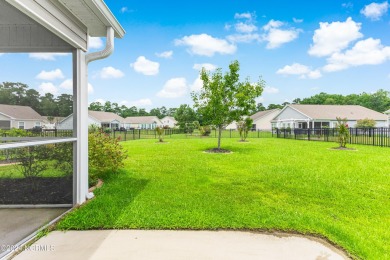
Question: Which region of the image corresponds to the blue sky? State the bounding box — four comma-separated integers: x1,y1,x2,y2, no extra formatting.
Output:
1,0,389,109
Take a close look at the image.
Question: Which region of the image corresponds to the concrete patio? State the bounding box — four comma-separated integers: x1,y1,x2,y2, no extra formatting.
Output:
13,230,349,260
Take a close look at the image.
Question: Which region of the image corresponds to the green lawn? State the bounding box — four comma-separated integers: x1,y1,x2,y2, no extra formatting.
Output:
57,138,390,259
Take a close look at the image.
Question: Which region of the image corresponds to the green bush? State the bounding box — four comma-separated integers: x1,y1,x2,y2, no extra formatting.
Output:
199,125,211,136
88,131,127,183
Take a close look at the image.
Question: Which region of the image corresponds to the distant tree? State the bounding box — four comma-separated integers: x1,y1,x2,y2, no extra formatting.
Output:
174,104,197,129
40,93,58,116
167,107,177,117
149,108,162,118
192,60,264,151
89,102,104,111
356,118,376,128
103,101,114,112
138,108,149,116
24,89,41,111
267,104,283,110
254,103,266,112
56,94,73,117
292,98,301,104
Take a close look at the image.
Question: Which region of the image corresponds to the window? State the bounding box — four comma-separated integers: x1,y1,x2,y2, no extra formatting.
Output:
35,122,41,127
18,121,25,129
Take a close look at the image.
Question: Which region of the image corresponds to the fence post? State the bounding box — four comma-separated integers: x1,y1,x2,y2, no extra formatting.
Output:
124,130,127,141
308,128,310,141
113,130,115,139
258,130,259,138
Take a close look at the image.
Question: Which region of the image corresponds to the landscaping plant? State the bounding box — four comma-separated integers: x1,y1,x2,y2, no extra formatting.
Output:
155,126,164,142
237,117,253,141
191,60,264,152
88,131,127,183
335,117,350,148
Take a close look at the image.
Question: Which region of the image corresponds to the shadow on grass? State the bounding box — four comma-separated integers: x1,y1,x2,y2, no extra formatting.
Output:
57,170,149,230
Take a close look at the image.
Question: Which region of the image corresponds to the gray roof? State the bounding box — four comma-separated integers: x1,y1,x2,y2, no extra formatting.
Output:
124,116,162,124
88,110,124,123
0,104,42,120
161,116,177,122
288,105,388,120
251,109,280,121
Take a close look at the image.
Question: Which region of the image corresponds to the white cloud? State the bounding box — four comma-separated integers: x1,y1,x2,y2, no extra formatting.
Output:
323,38,390,72
38,82,58,95
97,66,125,79
157,78,187,98
128,98,153,107
361,1,389,20
234,12,253,20
120,7,129,13
29,53,69,61
59,79,93,94
174,34,236,56
190,77,203,92
262,20,300,49
264,86,279,94
94,99,106,104
59,79,72,90
155,50,173,59
308,17,363,57
36,69,64,80
88,37,103,50
224,24,232,31
130,56,160,75
227,33,261,43
235,22,257,33
193,63,217,71
293,18,303,23
276,63,322,79
342,2,353,9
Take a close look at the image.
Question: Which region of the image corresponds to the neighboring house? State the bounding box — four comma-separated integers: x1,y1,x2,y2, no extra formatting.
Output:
272,105,389,129
385,109,390,127
0,104,44,130
41,116,65,129
58,111,124,130
160,116,177,128
225,109,281,130
123,116,162,129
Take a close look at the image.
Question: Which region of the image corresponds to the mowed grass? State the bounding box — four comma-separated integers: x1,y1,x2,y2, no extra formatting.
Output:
57,138,390,259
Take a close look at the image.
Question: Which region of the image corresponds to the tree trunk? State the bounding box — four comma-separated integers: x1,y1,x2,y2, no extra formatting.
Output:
217,126,222,149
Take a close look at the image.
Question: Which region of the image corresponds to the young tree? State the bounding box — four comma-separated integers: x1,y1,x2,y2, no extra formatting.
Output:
335,117,350,148
192,60,264,151
155,126,164,142
174,104,197,129
237,117,254,142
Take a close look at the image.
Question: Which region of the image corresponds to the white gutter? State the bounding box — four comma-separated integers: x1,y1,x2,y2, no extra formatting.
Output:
86,27,114,64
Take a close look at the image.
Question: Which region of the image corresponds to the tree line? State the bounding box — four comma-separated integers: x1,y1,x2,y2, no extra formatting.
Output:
1,82,389,120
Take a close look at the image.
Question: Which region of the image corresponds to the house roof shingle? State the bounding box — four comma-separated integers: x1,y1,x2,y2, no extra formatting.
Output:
0,104,42,120
250,109,280,121
123,116,161,124
88,111,124,122
288,105,388,120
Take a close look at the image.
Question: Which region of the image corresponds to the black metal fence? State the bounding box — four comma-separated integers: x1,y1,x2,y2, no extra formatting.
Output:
276,127,390,147
112,128,274,141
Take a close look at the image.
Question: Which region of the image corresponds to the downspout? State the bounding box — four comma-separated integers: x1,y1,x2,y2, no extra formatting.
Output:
82,26,115,201
86,27,114,64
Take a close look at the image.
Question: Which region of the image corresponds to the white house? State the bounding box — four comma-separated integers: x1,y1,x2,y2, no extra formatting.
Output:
41,116,65,129
272,105,389,128
160,116,177,128
225,109,280,130
58,111,124,130
0,104,44,129
123,116,162,129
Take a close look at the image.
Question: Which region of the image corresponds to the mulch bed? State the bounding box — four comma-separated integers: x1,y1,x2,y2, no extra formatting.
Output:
329,147,357,151
205,148,232,154
0,176,73,204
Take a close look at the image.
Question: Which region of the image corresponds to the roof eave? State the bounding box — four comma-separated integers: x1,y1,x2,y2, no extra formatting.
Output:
91,0,125,38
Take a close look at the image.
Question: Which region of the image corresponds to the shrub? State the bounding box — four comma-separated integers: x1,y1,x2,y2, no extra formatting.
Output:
155,126,164,142
335,117,350,148
237,117,253,141
356,118,376,128
103,128,112,134
199,125,211,136
88,131,127,182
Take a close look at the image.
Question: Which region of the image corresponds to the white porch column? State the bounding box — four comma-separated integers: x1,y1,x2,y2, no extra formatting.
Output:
73,49,89,205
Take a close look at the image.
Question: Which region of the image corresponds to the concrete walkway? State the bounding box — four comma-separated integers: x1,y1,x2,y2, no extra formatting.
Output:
13,230,349,260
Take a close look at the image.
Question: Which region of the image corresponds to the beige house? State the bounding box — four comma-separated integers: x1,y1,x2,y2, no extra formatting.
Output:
58,111,124,130
160,116,177,128
272,105,389,128
0,104,44,129
225,109,280,130
123,116,162,129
